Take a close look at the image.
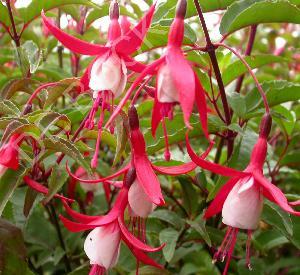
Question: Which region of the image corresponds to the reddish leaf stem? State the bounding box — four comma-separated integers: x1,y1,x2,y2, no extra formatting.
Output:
235,25,257,93
5,0,20,46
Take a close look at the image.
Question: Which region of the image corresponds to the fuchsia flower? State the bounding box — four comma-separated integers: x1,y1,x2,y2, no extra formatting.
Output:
0,134,21,171
105,0,209,161
60,168,165,273
186,114,300,274
67,106,213,205
42,1,156,168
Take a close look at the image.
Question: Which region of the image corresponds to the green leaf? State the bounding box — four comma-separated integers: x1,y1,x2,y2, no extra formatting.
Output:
237,258,265,275
0,78,39,100
43,136,91,173
186,217,211,246
0,0,99,27
262,200,293,237
0,218,27,274
254,229,289,251
153,0,236,24
145,113,224,154
43,78,80,108
86,4,136,26
245,81,300,114
1,121,41,144
0,100,21,116
222,54,287,86
227,91,247,117
37,112,72,134
44,164,69,203
220,0,300,35
21,41,42,74
177,176,199,215
0,167,26,216
159,228,179,262
149,210,185,230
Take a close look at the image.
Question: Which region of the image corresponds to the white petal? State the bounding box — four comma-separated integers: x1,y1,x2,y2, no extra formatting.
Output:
222,177,263,230
84,224,121,269
157,64,179,103
89,54,123,95
128,180,156,218
114,58,127,98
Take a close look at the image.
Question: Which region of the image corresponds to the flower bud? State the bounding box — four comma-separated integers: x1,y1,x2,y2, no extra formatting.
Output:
128,106,139,130
109,0,119,20
23,104,32,115
124,167,136,189
259,113,272,139
176,0,187,19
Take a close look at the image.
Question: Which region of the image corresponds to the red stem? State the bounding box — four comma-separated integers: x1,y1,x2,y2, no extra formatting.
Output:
235,25,257,93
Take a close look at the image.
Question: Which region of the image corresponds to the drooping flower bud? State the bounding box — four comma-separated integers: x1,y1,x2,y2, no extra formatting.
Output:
128,179,156,218
128,106,140,130
84,222,121,270
259,113,272,139
124,167,136,189
175,0,187,19
109,0,119,20
222,177,263,230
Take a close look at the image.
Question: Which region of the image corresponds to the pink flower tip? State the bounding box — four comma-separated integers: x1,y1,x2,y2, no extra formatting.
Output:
259,113,272,139
128,106,140,130
176,0,187,19
109,0,119,20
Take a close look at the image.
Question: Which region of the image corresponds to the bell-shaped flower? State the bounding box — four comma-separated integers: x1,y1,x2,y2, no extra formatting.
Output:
104,0,209,161
186,114,300,273
222,176,263,230
67,106,214,206
59,168,164,273
84,222,121,271
89,52,127,99
128,179,156,218
41,1,156,169
0,134,21,170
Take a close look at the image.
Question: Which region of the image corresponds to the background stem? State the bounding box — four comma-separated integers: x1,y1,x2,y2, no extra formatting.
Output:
193,0,234,158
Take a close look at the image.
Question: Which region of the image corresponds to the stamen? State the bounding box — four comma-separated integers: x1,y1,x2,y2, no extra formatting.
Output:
223,228,238,275
162,118,171,161
213,227,233,263
246,230,252,270
221,227,236,262
91,96,105,169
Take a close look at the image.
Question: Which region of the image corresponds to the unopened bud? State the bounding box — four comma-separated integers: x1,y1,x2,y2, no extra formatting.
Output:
109,0,119,20
23,104,32,115
144,86,155,98
259,113,272,139
176,0,187,19
128,106,139,130
124,167,136,189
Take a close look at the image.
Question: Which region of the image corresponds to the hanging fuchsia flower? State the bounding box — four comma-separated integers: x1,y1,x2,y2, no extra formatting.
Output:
67,105,213,205
0,134,21,171
42,1,156,169
60,168,164,273
104,0,209,160
186,114,300,274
